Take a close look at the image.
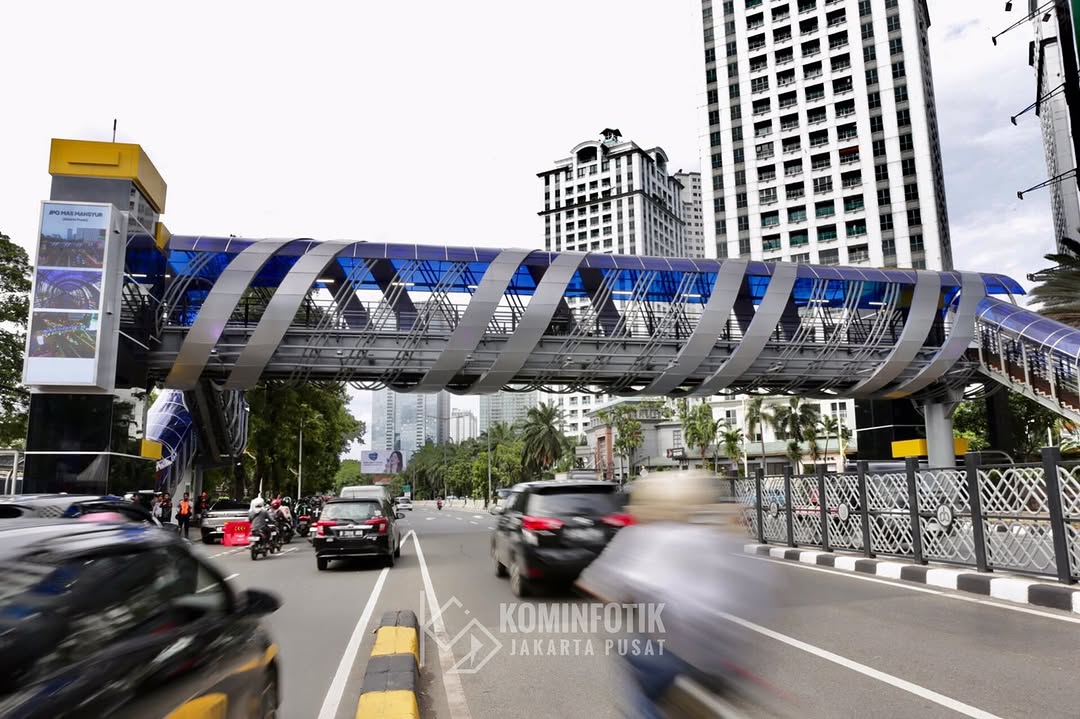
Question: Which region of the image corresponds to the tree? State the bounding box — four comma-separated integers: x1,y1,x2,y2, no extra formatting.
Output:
245,382,362,497
952,391,1060,461
745,396,776,472
679,400,716,468
0,233,30,446
785,440,803,473
773,397,820,473
818,414,839,470
610,404,644,482
521,402,565,475
1030,237,1080,326
718,422,745,475
804,423,823,466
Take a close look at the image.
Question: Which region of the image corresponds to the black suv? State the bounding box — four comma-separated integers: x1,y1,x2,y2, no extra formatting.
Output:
312,497,405,571
491,480,632,597
0,518,281,718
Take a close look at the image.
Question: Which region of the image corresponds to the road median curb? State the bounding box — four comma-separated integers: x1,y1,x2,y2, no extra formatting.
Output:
356,610,420,719
744,543,1080,614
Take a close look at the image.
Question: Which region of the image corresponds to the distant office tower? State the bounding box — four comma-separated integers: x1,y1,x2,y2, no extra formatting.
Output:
479,391,539,433
450,408,479,443
540,129,692,435
699,0,952,270
370,389,450,459
1027,0,1080,253
675,170,706,258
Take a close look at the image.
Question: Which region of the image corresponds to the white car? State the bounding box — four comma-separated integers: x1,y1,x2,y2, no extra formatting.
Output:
396,497,413,511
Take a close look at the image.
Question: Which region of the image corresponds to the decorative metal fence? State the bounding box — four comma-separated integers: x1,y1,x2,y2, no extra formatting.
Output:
743,447,1080,585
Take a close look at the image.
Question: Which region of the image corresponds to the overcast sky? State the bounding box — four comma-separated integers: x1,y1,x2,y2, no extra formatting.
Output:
0,1,1055,457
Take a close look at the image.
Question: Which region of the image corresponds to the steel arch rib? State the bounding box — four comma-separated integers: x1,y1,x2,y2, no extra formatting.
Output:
472,252,585,394
165,238,294,389
885,271,986,398
643,259,749,395
410,249,532,393
224,240,349,389
850,270,942,397
691,262,800,397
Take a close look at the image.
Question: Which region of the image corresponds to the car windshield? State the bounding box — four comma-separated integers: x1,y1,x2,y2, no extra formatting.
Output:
322,502,381,521
209,501,248,512
527,488,619,516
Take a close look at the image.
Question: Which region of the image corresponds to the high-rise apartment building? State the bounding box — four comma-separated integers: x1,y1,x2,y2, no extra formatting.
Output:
1027,0,1080,253
450,408,479,443
479,391,539,433
541,129,688,257
700,0,952,271
370,389,450,460
539,129,693,436
675,170,707,257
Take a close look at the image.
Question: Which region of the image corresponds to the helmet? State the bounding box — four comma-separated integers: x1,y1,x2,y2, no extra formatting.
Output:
271,499,281,509
251,497,265,511
627,469,732,524
282,497,292,506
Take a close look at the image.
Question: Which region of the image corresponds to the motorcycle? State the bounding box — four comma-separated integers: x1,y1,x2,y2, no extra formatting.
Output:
250,525,274,560
297,513,311,537
276,512,295,543
437,500,443,510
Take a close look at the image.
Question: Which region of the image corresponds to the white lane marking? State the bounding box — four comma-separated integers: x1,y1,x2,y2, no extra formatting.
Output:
738,554,1080,624
283,547,298,554
208,547,246,559
470,521,479,525
472,515,484,519
408,530,473,719
717,610,1003,719
426,517,436,521
315,567,390,719
224,573,238,581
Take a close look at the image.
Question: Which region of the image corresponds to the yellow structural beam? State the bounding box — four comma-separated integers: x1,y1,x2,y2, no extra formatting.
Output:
49,138,167,213
891,437,970,459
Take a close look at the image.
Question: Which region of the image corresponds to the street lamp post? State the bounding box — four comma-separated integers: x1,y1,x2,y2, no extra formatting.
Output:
486,427,492,508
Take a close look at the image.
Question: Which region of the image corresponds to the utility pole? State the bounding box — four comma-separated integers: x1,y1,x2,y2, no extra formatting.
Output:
486,428,492,508
297,414,304,500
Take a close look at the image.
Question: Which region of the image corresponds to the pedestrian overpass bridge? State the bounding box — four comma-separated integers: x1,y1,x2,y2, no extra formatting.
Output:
135,235,1080,486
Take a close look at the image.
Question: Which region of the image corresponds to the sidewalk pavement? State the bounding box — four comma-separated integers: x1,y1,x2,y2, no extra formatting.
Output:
744,543,1080,614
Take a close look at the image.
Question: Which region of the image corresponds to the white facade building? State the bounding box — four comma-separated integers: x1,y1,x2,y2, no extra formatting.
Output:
540,129,692,436
675,170,707,258
699,0,952,271
1028,0,1080,253
370,389,450,460
450,408,479,443
479,391,539,433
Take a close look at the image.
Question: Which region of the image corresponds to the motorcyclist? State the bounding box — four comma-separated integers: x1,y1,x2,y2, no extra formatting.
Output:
249,497,273,546
575,470,783,718
271,499,293,541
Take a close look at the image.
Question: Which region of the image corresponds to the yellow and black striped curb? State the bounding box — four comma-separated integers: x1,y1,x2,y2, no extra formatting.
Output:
356,610,420,719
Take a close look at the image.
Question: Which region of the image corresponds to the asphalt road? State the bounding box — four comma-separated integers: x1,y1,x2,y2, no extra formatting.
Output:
194,502,1080,719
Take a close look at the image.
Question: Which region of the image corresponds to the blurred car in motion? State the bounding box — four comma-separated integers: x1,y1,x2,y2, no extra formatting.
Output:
201,499,252,544
0,517,282,718
0,494,159,526
491,480,633,597
395,497,413,511
313,497,405,570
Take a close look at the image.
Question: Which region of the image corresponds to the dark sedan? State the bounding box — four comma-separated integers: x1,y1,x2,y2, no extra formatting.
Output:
0,494,159,525
0,518,282,718
312,497,404,570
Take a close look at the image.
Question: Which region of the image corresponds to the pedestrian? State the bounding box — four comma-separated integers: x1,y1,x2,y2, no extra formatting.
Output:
194,490,210,527
176,492,193,539
159,492,173,524
151,493,162,522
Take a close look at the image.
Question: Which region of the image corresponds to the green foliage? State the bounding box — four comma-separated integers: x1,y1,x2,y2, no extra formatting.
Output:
521,402,565,474
400,421,531,503
0,233,30,446
953,392,1059,460
610,404,644,478
679,400,716,462
1030,237,1080,326
718,422,745,474
745,396,777,471
772,397,819,473
244,382,362,497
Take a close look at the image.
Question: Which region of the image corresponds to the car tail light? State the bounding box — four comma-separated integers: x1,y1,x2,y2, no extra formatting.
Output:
315,520,338,537
522,516,564,532
365,517,389,534
601,513,635,527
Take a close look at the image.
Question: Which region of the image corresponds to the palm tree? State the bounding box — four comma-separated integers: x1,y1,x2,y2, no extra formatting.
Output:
745,396,776,473
1030,238,1080,326
521,402,565,475
680,400,716,469
785,440,803,473
804,423,823,467
819,414,839,471
773,397,820,473
719,422,745,475
837,421,852,470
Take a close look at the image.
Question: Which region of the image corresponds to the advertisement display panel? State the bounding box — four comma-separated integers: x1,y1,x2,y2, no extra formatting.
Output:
360,449,408,474
23,202,124,389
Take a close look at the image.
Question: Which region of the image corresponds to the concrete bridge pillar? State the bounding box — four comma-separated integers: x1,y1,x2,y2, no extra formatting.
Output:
923,389,963,468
